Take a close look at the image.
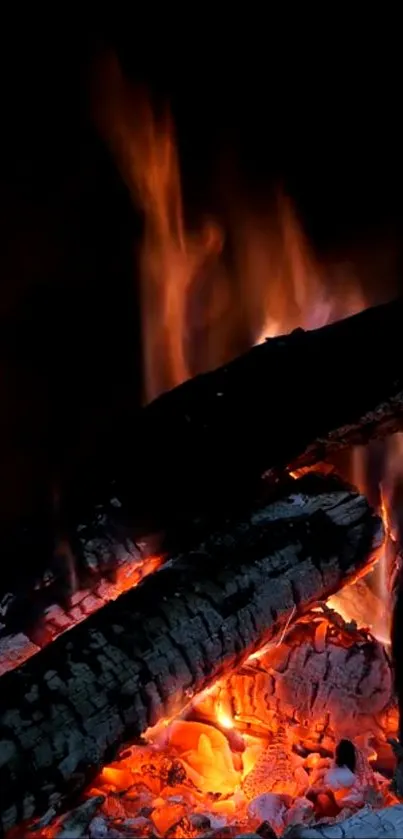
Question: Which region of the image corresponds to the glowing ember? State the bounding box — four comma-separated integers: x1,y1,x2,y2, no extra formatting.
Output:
21,609,397,839
216,700,235,731
0,552,163,674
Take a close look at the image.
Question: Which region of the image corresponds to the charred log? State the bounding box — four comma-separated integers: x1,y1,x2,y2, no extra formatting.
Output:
0,474,381,833
66,297,403,542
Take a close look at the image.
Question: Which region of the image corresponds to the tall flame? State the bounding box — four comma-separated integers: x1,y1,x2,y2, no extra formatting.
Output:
328,438,403,645
92,53,225,402
92,53,365,403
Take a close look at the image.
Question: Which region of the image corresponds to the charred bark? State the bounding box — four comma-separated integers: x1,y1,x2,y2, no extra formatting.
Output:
66,297,403,541
0,474,381,833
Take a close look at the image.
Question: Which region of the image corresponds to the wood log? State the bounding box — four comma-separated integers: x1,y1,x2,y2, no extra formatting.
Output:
66,297,403,542
0,474,381,834
283,804,403,838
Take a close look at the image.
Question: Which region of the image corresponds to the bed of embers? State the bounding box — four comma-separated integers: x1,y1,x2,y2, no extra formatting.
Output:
6,569,401,839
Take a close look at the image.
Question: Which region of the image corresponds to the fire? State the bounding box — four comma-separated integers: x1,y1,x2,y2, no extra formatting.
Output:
0,552,164,675
215,699,234,731
93,52,367,406
327,437,403,646
7,54,403,839
92,52,225,404
30,609,397,838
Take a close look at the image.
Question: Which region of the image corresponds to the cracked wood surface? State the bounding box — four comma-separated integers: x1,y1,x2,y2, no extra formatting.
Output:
285,803,403,838
0,474,381,834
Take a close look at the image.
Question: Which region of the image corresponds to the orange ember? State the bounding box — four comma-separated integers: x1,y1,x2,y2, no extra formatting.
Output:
25,609,397,838
0,552,163,675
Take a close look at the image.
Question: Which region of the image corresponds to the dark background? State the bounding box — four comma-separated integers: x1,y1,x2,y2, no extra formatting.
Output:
0,16,401,572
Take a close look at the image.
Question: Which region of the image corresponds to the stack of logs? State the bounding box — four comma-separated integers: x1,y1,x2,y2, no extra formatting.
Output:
2,297,403,836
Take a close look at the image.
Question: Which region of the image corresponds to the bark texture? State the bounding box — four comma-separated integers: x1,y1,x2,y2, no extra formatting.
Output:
0,474,381,833
284,804,403,838
67,297,403,540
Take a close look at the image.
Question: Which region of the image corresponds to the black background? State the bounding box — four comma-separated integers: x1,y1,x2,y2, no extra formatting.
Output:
0,13,401,551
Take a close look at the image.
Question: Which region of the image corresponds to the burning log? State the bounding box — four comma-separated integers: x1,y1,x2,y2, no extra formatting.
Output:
68,297,403,540
0,474,381,833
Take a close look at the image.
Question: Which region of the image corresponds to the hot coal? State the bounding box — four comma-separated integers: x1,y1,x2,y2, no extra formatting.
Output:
18,608,397,839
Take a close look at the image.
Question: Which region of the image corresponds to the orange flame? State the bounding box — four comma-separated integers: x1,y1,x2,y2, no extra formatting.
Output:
326,438,403,646
93,53,367,405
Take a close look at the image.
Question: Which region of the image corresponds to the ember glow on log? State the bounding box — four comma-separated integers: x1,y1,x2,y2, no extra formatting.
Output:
0,475,384,835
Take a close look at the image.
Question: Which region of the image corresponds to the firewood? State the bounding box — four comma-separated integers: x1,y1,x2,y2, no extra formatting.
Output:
0,474,381,834
66,297,403,542
283,803,403,838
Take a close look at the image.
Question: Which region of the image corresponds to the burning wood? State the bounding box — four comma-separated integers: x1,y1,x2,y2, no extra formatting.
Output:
66,297,403,546
0,474,381,833
0,553,163,675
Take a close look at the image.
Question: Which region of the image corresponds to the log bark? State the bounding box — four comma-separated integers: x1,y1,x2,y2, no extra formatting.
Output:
284,804,403,838
66,297,403,540
0,474,381,833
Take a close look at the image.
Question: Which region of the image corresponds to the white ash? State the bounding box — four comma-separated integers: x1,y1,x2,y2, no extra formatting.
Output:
88,816,110,838
285,798,315,827
283,803,403,838
0,632,40,675
323,766,356,790
248,792,288,834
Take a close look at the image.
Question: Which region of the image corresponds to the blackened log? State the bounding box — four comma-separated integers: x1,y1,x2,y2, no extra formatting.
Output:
66,297,403,540
0,474,381,833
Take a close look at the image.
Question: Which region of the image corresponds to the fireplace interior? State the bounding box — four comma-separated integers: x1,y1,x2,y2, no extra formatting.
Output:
2,25,403,839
